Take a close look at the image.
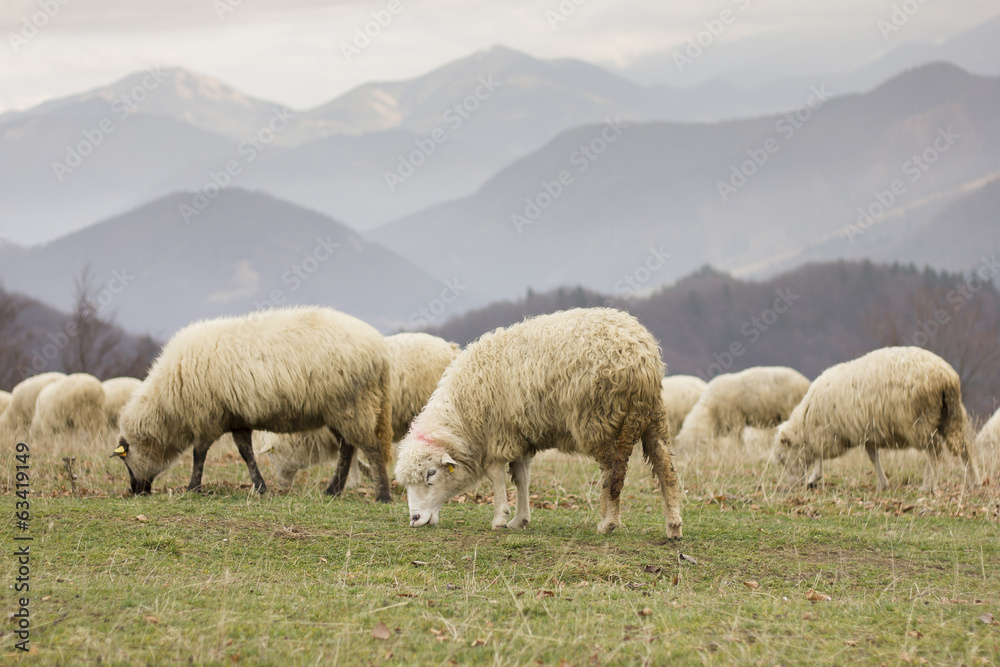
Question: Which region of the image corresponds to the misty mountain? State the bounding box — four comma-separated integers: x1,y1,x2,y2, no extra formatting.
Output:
0,67,286,141
10,44,987,244
369,64,1000,306
0,189,451,338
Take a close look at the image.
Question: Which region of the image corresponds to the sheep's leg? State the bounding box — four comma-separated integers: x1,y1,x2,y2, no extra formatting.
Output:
232,429,267,493
187,441,212,492
325,442,356,497
866,444,889,491
364,442,392,503
641,424,682,539
508,456,531,529
920,446,940,494
346,449,362,490
806,458,823,488
487,463,511,529
960,439,982,489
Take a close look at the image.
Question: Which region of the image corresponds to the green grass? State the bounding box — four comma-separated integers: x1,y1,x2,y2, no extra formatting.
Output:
3,438,999,665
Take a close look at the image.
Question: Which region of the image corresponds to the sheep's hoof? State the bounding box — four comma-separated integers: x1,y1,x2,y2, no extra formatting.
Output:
186,484,202,493
507,517,529,530
375,493,392,503
597,521,617,535
667,523,683,540
492,521,509,530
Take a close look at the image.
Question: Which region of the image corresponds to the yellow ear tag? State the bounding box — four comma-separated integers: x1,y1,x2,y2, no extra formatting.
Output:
446,463,455,473
113,445,127,458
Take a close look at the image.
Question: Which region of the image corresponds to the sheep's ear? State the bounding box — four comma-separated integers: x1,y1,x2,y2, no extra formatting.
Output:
441,453,457,473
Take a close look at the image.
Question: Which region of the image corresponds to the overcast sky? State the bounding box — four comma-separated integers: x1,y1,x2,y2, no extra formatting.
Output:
2,0,997,113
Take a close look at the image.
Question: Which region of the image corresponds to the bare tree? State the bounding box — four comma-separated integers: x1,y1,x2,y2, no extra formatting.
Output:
63,266,126,378
0,285,29,390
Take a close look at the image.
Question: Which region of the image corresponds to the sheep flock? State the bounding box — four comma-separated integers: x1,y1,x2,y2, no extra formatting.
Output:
1,304,996,540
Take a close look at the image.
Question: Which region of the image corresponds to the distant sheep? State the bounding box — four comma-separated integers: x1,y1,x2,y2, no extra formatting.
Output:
0,372,65,449
975,407,1000,454
28,373,108,449
773,346,980,492
102,377,143,432
660,375,707,438
395,308,682,537
676,367,810,450
114,306,394,499
257,332,461,489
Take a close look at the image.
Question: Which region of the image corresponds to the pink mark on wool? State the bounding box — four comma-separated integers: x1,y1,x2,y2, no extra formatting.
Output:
414,430,436,447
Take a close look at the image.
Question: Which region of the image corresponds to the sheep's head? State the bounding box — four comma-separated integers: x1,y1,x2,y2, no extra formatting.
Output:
396,430,476,527
111,435,156,495
771,424,810,486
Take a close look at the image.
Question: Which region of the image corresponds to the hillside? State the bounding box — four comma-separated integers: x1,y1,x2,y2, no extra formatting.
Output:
0,285,158,392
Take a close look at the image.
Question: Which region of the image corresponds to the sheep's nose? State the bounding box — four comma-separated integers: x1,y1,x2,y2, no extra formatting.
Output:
411,514,420,522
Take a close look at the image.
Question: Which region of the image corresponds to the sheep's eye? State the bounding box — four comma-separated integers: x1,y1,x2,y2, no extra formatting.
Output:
426,468,437,483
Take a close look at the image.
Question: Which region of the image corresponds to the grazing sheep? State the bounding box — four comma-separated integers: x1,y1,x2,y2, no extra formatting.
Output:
257,332,461,489
773,346,980,492
660,375,707,438
395,308,682,537
0,372,66,448
113,306,394,499
0,390,10,418
676,367,810,450
28,373,108,449
102,377,143,432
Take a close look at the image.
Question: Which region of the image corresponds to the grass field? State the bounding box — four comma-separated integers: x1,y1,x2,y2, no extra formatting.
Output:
3,434,999,665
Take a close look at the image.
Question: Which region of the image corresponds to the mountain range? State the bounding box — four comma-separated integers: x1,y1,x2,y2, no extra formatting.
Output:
369,63,1000,305
4,22,1000,245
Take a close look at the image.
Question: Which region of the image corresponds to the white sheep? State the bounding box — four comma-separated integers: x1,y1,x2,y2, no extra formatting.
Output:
0,372,66,449
675,367,810,450
395,308,683,537
773,346,980,491
257,332,461,489
28,373,108,450
113,306,394,499
0,390,10,419
101,377,143,432
660,375,707,438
